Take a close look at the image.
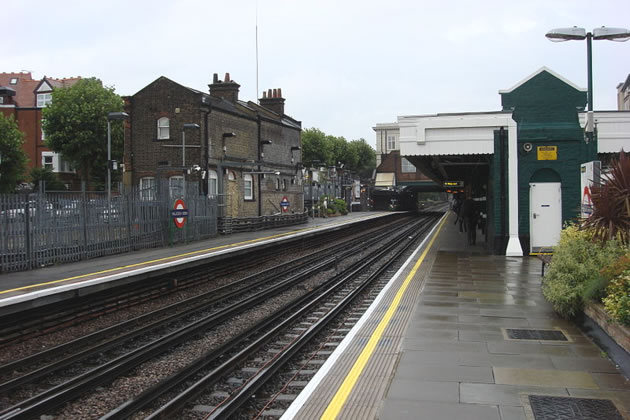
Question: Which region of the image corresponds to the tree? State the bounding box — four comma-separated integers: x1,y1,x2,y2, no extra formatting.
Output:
30,167,67,191
348,138,376,178
0,114,29,193
42,78,124,189
302,128,376,179
302,128,333,166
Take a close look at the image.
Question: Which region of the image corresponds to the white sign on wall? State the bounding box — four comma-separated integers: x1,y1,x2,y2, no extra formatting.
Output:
580,161,601,218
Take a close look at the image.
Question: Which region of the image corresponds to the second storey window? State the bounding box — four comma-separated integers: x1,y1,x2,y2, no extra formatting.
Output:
387,135,397,151
37,93,52,108
157,117,170,139
244,174,253,200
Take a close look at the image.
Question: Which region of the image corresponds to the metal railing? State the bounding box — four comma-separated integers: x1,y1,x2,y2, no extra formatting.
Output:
0,182,217,273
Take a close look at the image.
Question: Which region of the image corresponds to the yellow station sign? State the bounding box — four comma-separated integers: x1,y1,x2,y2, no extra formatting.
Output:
537,146,557,160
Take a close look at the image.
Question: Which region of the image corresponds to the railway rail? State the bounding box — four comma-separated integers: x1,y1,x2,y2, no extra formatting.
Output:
0,214,402,347
0,212,442,419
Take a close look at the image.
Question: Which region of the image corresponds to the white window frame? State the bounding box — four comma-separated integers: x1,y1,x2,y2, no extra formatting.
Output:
41,118,46,141
9,78,17,85
140,177,156,201
37,93,52,108
387,135,397,151
401,157,416,173
42,152,55,170
244,174,253,200
169,175,184,198
157,117,170,139
207,169,218,197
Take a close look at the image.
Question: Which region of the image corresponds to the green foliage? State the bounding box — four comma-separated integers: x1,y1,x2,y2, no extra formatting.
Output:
0,114,29,193
603,270,630,326
30,167,67,191
331,198,348,215
302,128,375,178
42,78,124,189
582,150,630,245
542,224,626,318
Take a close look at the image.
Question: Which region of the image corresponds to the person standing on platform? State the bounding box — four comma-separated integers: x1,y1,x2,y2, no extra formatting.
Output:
460,195,478,245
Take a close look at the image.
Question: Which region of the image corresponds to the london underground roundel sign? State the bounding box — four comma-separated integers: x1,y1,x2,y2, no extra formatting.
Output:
171,199,189,228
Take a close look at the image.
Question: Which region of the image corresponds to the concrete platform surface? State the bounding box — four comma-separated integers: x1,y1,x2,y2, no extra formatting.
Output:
378,213,630,420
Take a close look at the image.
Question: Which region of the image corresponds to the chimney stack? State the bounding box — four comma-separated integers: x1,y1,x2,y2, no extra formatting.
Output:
259,87,285,115
209,72,240,103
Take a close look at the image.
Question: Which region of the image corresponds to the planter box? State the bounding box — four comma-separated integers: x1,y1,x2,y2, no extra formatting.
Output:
584,302,630,354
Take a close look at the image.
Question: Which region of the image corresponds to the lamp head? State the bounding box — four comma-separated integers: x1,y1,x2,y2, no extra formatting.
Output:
593,26,630,41
108,111,129,121
183,123,200,129
545,26,586,41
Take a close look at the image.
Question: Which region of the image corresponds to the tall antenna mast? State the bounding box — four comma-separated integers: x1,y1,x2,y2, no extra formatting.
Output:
256,0,259,103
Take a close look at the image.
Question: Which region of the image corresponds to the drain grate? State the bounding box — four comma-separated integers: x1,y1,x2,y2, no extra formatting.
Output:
528,395,624,420
506,328,568,341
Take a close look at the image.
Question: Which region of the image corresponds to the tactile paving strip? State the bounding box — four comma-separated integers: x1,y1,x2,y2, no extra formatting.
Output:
505,328,568,341
528,395,624,420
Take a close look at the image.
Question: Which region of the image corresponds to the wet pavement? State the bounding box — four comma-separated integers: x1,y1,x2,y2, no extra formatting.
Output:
379,212,630,420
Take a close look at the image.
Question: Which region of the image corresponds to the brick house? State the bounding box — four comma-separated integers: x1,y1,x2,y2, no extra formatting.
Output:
0,72,80,189
124,73,303,217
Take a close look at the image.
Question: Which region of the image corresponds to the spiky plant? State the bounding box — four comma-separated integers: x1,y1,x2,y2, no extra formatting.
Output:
583,150,630,245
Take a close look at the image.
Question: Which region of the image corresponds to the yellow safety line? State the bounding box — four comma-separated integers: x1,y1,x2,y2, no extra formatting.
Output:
320,215,447,420
0,216,376,296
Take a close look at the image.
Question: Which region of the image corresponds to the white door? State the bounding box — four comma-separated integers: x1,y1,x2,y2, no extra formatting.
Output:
530,182,562,252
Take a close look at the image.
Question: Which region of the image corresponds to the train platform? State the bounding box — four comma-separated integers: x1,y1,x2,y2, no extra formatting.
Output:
283,212,630,420
0,211,393,311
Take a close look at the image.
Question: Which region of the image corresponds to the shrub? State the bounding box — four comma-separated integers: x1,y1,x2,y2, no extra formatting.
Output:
333,198,348,215
326,207,334,215
542,224,626,318
582,150,630,246
601,253,630,326
603,271,630,326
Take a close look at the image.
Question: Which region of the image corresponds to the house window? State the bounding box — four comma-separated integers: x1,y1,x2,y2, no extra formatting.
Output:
42,153,54,170
244,174,253,200
401,158,416,173
275,177,280,191
37,93,52,108
208,170,218,197
282,179,287,191
169,176,184,198
0,97,3,104
157,117,170,139
10,78,17,85
387,135,397,151
140,177,156,200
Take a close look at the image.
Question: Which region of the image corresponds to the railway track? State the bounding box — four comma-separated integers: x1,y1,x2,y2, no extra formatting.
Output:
105,213,442,419
0,214,438,419
0,214,402,347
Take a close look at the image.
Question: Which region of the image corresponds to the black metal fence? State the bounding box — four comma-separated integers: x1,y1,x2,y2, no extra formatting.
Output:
0,182,218,272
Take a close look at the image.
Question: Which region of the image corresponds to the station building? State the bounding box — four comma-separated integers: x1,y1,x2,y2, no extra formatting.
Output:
374,67,630,255
124,73,303,218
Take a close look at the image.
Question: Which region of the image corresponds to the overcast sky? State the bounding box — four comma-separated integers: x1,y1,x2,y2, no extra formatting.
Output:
6,0,630,148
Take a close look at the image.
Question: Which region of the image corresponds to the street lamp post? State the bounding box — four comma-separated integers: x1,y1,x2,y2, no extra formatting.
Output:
546,26,630,143
107,112,129,209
